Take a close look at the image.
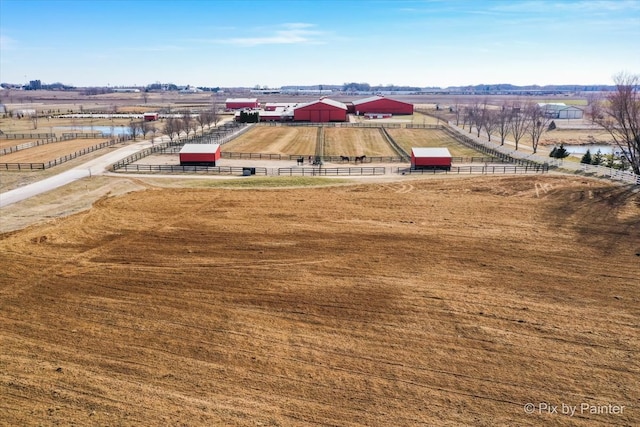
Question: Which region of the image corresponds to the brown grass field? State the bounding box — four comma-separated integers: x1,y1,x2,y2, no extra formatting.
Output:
221,126,317,155
324,128,397,157
1,174,638,426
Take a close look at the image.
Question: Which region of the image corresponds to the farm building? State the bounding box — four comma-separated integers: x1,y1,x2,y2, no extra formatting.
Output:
293,98,347,122
143,112,159,121
226,98,259,110
538,103,584,119
411,147,452,170
264,102,297,111
179,144,221,166
349,96,414,115
257,109,294,122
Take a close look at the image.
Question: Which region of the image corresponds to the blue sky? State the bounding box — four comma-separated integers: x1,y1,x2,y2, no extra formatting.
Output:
1,0,639,88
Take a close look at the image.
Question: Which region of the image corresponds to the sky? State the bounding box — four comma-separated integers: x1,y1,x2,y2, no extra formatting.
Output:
1,0,639,88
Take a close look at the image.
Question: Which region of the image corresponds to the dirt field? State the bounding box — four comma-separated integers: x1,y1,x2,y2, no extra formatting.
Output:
222,126,317,155
1,175,638,426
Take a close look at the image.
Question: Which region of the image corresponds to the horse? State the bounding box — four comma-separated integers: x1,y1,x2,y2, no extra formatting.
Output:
355,155,367,163
297,157,304,166
340,155,350,162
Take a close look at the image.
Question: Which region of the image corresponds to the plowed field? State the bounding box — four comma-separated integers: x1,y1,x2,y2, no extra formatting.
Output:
1,175,638,426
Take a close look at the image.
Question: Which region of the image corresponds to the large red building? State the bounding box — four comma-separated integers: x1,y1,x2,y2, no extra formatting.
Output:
350,96,414,115
294,98,347,122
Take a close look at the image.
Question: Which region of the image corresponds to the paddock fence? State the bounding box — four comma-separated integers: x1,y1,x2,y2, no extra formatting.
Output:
278,167,386,176
1,139,118,171
115,164,268,175
399,164,550,175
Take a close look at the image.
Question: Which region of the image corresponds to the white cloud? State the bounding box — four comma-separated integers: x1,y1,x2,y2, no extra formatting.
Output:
0,34,16,50
224,23,325,47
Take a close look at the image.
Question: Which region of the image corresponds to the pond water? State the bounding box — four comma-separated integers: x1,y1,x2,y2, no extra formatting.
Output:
52,126,131,136
561,144,621,155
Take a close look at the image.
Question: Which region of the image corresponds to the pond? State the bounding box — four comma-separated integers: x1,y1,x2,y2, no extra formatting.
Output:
560,144,622,156
52,126,131,136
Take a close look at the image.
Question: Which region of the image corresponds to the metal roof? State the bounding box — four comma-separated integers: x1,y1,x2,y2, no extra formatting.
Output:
411,147,452,158
295,98,347,110
225,98,258,103
180,143,220,154
352,95,384,105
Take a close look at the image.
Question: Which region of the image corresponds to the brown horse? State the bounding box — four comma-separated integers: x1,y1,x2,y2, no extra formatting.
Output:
354,155,367,163
340,156,350,162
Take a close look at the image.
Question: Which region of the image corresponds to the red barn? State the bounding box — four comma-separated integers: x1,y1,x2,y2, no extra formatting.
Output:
294,98,347,122
143,112,159,121
179,144,221,166
226,98,259,110
411,147,452,170
350,96,413,115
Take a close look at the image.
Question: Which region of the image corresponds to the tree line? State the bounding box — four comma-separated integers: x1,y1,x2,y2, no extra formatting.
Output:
440,72,639,174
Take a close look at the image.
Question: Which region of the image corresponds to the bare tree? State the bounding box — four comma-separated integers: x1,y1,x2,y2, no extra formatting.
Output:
197,112,208,136
526,102,552,154
483,110,498,142
473,100,489,138
163,118,179,141
586,92,603,124
181,111,192,137
509,103,529,150
128,120,142,141
495,104,511,146
595,72,640,174
141,121,153,140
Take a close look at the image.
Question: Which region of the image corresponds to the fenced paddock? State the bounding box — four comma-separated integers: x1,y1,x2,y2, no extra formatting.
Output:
0,139,119,170
221,126,317,154
278,167,386,176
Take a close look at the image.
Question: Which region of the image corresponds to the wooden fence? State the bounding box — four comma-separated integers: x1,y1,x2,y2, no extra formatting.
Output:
1,139,118,170
278,167,386,176
400,164,549,175
116,164,268,175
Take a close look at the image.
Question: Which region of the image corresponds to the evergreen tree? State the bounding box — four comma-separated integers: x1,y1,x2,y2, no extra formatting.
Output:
592,149,604,165
580,149,592,164
554,143,570,159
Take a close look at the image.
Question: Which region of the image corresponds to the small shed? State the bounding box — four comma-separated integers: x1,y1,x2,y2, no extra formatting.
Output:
143,112,159,121
179,143,221,166
411,147,452,170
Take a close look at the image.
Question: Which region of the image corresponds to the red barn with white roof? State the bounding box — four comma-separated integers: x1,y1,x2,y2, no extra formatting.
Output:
411,147,452,170
350,96,413,115
179,144,221,166
294,98,347,122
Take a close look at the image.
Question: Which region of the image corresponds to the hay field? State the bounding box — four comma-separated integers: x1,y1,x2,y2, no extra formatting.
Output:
1,175,638,426
324,128,397,157
0,138,111,163
388,128,485,157
221,126,317,154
